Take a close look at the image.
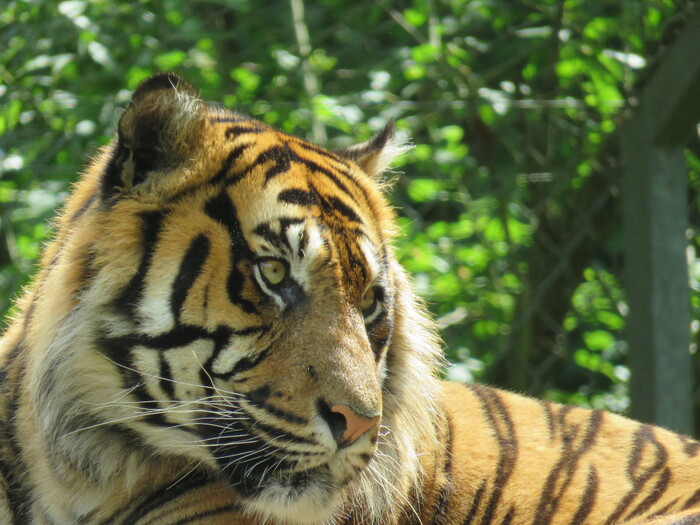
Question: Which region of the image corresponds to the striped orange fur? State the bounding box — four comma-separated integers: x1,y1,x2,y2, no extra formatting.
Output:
0,74,698,524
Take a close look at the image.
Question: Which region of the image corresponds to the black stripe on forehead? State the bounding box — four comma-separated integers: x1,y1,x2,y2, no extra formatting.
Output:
278,188,317,207
208,114,252,124
211,144,250,185
277,182,364,229
253,218,304,253
205,190,248,249
257,145,292,184
325,195,362,223
295,140,351,168
250,141,362,205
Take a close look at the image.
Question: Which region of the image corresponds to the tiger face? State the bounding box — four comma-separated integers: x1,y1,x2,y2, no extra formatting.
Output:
26,74,413,523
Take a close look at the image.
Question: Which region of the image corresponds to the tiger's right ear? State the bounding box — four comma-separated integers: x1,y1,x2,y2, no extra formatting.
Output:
335,122,410,180
102,73,205,198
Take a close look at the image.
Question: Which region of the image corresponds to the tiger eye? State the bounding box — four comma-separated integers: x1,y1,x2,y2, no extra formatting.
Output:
361,287,376,312
259,260,287,285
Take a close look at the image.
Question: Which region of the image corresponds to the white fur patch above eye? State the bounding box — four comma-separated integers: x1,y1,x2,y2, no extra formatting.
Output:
285,221,306,258
288,222,324,289
301,224,325,259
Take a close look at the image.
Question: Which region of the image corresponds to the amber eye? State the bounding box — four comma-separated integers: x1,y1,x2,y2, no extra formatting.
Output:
361,287,377,313
258,259,287,286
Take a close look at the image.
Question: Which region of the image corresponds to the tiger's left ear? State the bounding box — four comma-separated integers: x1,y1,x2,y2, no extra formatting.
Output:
102,73,206,198
336,122,409,180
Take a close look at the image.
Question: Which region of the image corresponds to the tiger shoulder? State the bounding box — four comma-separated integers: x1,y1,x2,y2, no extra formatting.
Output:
0,73,698,525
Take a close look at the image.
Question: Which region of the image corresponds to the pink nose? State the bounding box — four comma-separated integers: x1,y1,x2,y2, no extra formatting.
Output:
330,404,381,447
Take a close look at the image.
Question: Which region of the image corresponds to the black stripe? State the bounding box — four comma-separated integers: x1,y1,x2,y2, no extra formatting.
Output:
205,190,247,248
103,470,216,524
303,157,355,200
115,357,172,428
680,435,700,457
253,218,304,254
297,141,351,168
626,467,672,520
431,411,454,525
98,325,250,425
327,195,363,223
260,141,364,209
0,339,30,523
253,223,286,250
500,509,515,525
169,503,242,525
605,425,669,524
198,408,296,498
102,324,260,356
210,345,271,380
101,326,209,354
209,114,251,124
100,142,130,200
205,190,258,314
655,498,681,519
278,188,317,206
244,395,308,425
114,211,165,319
542,401,556,440
462,480,486,524
247,418,317,446
171,234,211,320
159,353,176,399
533,408,602,524
260,145,292,183
570,466,598,525
211,144,250,185
683,489,700,510
69,190,97,222
468,385,518,525
225,125,265,137
0,435,29,523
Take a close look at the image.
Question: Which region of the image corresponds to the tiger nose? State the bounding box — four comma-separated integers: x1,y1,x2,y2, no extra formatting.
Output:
324,403,381,448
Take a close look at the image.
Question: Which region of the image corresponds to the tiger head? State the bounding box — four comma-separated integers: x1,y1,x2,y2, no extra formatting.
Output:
10,74,442,523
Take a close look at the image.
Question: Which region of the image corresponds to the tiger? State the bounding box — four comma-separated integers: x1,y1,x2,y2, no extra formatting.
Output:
0,72,699,525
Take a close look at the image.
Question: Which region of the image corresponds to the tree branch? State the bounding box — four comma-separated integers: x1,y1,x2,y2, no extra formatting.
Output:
289,0,326,144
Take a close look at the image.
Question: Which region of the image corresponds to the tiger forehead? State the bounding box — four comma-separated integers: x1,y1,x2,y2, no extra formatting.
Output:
204,113,384,239
206,113,364,196
194,113,386,288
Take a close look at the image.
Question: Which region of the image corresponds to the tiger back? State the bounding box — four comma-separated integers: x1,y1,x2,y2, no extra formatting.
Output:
0,73,699,525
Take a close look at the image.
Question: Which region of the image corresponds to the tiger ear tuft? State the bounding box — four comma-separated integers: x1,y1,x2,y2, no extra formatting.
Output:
336,122,411,180
103,73,205,196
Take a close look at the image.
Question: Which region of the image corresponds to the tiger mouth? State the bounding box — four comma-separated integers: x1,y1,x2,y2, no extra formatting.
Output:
197,403,371,500
237,463,350,523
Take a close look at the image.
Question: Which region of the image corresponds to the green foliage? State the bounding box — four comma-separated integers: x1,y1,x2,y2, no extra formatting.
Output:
1,0,694,412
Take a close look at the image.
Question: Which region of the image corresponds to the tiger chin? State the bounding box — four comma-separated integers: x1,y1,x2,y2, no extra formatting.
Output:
1,73,700,525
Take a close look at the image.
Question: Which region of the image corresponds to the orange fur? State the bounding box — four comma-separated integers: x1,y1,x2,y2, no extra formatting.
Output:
0,74,698,525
